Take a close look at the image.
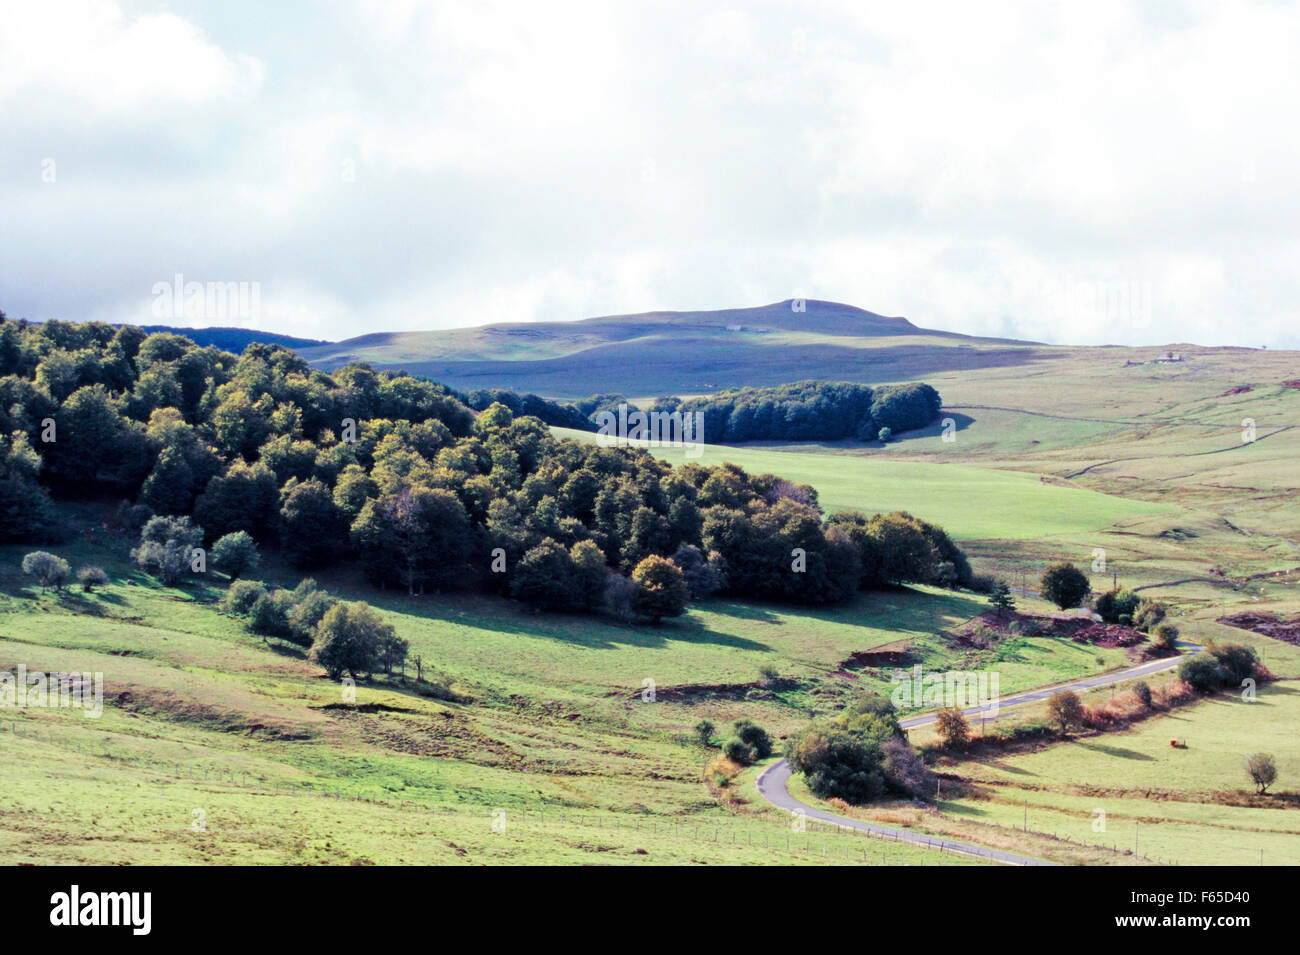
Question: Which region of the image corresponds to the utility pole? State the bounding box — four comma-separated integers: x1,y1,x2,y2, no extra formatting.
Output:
1024,799,1028,832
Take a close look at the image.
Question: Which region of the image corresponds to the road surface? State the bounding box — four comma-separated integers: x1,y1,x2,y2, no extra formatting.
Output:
757,642,1200,865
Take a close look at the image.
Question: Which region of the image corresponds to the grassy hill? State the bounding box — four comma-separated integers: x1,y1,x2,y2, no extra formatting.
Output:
294,299,1047,396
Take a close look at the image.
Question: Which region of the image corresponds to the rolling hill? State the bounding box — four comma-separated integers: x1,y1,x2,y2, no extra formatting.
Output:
294,299,1049,397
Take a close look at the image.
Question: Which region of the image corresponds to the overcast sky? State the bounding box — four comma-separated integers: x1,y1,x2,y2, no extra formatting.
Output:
2,0,1298,347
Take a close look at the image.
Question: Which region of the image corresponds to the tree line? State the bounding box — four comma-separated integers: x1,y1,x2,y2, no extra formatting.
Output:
0,316,972,619
649,380,943,443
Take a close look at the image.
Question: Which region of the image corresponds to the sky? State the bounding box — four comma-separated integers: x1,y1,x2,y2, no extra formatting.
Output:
2,0,1298,347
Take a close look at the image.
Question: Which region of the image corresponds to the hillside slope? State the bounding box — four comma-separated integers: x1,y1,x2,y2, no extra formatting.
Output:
295,299,1047,396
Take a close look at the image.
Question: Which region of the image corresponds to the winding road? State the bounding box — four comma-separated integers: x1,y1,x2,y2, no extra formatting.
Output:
756,642,1201,866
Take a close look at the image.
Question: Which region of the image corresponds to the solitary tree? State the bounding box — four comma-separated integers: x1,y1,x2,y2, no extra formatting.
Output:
1245,753,1277,794
1047,689,1085,736
935,707,971,749
988,581,1016,618
1040,562,1090,610
22,551,70,590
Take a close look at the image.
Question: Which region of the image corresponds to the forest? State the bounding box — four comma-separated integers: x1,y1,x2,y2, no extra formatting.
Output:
0,316,970,620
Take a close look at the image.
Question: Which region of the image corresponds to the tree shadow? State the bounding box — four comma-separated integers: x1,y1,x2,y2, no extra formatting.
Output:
1074,741,1158,761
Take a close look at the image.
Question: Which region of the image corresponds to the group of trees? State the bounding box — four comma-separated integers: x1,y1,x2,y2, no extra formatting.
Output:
461,388,592,432
220,576,407,680
650,380,943,444
785,694,934,803
0,317,973,620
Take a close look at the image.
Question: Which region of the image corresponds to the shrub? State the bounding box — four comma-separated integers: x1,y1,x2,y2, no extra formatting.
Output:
1094,588,1140,624
602,571,639,621
211,531,260,579
1151,622,1180,654
758,664,779,686
131,515,203,585
935,707,970,749
220,579,267,616
881,737,936,798
288,589,339,647
733,719,773,760
1179,653,1229,692
786,728,886,803
694,719,716,746
1244,752,1277,794
670,544,724,600
76,566,108,592
724,739,755,765
21,551,70,590
1040,563,1090,610
248,590,294,639
1132,598,1166,632
1208,642,1258,686
1047,690,1085,735
1133,680,1153,707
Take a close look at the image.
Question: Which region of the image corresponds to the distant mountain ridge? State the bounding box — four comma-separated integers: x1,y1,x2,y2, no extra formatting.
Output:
292,299,1043,398
134,325,331,352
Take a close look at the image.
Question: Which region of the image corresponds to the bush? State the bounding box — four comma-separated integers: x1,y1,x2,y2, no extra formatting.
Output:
602,571,639,621
288,589,339,647
758,664,779,685
1179,644,1257,692
694,719,715,746
1244,753,1277,794
211,531,260,579
1209,642,1258,685
220,579,267,616
76,566,108,592
1132,598,1166,632
1151,622,1180,653
733,719,773,760
881,738,936,798
935,707,970,749
1178,653,1229,692
1040,562,1090,610
723,739,755,766
670,544,725,600
248,590,294,639
1047,690,1085,735
131,515,204,585
1094,588,1140,624
786,728,886,803
1133,680,1153,707
21,551,69,590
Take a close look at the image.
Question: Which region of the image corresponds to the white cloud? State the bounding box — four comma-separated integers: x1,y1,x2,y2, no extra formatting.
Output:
2,0,1299,347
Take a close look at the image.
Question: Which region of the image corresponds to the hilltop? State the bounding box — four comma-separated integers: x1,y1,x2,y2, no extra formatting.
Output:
293,299,1044,397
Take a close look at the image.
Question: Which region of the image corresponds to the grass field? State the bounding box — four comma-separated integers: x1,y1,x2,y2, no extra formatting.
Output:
936,682,1300,866
553,427,1171,541
0,517,1045,866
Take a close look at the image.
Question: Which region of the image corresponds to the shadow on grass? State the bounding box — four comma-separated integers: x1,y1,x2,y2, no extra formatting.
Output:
363,590,772,653
1074,741,1158,761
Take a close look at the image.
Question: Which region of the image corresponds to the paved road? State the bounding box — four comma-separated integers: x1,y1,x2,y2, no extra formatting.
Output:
897,641,1200,731
757,643,1201,865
